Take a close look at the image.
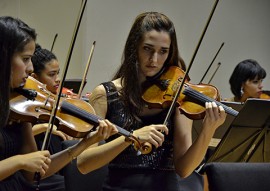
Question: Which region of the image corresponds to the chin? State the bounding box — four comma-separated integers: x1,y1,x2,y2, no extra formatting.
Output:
145,71,158,77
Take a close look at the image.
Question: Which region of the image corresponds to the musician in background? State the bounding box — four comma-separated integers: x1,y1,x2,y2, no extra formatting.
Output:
31,44,70,141
76,12,226,191
227,59,266,102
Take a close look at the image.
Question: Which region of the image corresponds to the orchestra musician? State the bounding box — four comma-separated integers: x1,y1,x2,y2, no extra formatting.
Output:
76,12,226,191
30,44,73,189
226,59,267,102
31,44,71,141
0,16,117,191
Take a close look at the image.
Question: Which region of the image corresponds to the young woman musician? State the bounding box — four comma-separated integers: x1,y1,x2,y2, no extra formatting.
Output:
76,12,226,191
0,16,117,191
227,59,267,102
31,44,71,142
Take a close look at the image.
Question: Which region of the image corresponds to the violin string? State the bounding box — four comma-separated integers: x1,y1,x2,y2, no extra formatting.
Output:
185,87,237,116
61,101,131,136
187,88,238,116
183,86,238,116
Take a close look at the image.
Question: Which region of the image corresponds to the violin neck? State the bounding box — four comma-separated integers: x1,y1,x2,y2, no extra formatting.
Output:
183,86,239,117
61,100,131,137
14,88,37,101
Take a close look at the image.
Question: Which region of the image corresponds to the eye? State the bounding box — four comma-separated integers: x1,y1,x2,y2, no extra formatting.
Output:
48,72,57,77
160,49,168,55
23,57,31,62
143,46,151,51
252,79,262,84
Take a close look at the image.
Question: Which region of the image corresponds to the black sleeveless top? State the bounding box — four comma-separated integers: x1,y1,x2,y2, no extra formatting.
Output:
0,123,65,191
102,82,175,171
0,123,26,191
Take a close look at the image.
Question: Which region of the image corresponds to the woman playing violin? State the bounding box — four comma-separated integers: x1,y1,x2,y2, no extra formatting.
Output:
77,12,226,191
31,44,71,140
30,43,73,190
227,59,267,102
0,16,117,191
31,44,61,95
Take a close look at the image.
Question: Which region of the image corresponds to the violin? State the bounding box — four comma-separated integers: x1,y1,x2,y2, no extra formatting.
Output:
10,76,94,138
260,90,270,100
10,76,150,154
142,66,238,120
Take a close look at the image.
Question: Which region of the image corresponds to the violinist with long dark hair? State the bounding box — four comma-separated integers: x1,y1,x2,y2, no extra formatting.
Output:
0,16,117,191
77,12,226,191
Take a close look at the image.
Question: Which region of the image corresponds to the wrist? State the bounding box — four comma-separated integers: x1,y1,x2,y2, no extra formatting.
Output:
67,147,77,160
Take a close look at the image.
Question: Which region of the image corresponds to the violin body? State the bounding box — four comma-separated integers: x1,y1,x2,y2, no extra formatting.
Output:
10,77,151,154
142,66,237,120
260,91,270,100
10,76,94,138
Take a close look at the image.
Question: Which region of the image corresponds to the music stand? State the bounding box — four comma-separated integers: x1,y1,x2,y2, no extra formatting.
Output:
207,98,270,163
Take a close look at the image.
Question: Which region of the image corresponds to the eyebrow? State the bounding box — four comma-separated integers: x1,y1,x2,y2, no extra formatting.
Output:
144,43,170,50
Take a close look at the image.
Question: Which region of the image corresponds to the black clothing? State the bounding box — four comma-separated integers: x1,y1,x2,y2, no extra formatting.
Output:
101,82,180,191
0,123,65,191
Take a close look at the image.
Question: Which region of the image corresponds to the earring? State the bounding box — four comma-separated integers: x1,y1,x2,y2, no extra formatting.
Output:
240,87,244,96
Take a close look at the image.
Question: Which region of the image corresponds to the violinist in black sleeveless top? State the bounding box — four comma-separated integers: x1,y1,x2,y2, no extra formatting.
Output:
0,16,117,191
77,12,226,191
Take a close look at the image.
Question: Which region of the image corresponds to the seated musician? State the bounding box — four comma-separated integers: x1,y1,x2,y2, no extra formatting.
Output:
226,59,267,102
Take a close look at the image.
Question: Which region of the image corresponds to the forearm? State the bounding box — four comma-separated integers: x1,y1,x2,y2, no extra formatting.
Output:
32,124,46,136
0,156,23,180
42,138,88,177
174,127,215,178
77,136,131,174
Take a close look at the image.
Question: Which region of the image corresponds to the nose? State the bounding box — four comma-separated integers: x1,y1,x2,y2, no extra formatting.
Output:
26,63,34,77
259,80,263,89
55,75,60,84
150,52,158,63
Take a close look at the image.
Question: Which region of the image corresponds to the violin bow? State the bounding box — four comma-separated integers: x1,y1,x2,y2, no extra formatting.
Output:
163,0,220,125
41,0,87,151
50,33,58,52
199,42,224,84
34,0,88,188
77,41,96,99
208,62,221,84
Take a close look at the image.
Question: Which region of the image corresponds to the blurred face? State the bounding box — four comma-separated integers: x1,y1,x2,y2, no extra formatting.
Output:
10,40,35,88
242,76,263,100
138,30,171,82
32,59,60,94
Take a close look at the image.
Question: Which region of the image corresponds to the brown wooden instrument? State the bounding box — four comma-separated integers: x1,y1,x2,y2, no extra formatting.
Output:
10,76,150,154
142,66,238,120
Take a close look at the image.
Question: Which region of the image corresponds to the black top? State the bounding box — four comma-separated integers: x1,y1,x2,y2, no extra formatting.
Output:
102,82,175,170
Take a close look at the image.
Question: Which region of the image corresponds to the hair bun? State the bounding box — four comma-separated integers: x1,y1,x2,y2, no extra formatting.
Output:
35,43,42,51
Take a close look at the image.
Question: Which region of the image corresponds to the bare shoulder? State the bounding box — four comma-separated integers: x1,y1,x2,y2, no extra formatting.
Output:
112,78,122,91
89,79,122,104
89,84,106,103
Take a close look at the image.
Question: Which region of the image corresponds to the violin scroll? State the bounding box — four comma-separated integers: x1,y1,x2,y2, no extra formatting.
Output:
126,135,152,155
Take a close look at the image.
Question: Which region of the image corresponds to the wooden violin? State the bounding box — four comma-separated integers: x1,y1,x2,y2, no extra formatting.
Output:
142,66,238,120
260,90,270,100
10,76,151,154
